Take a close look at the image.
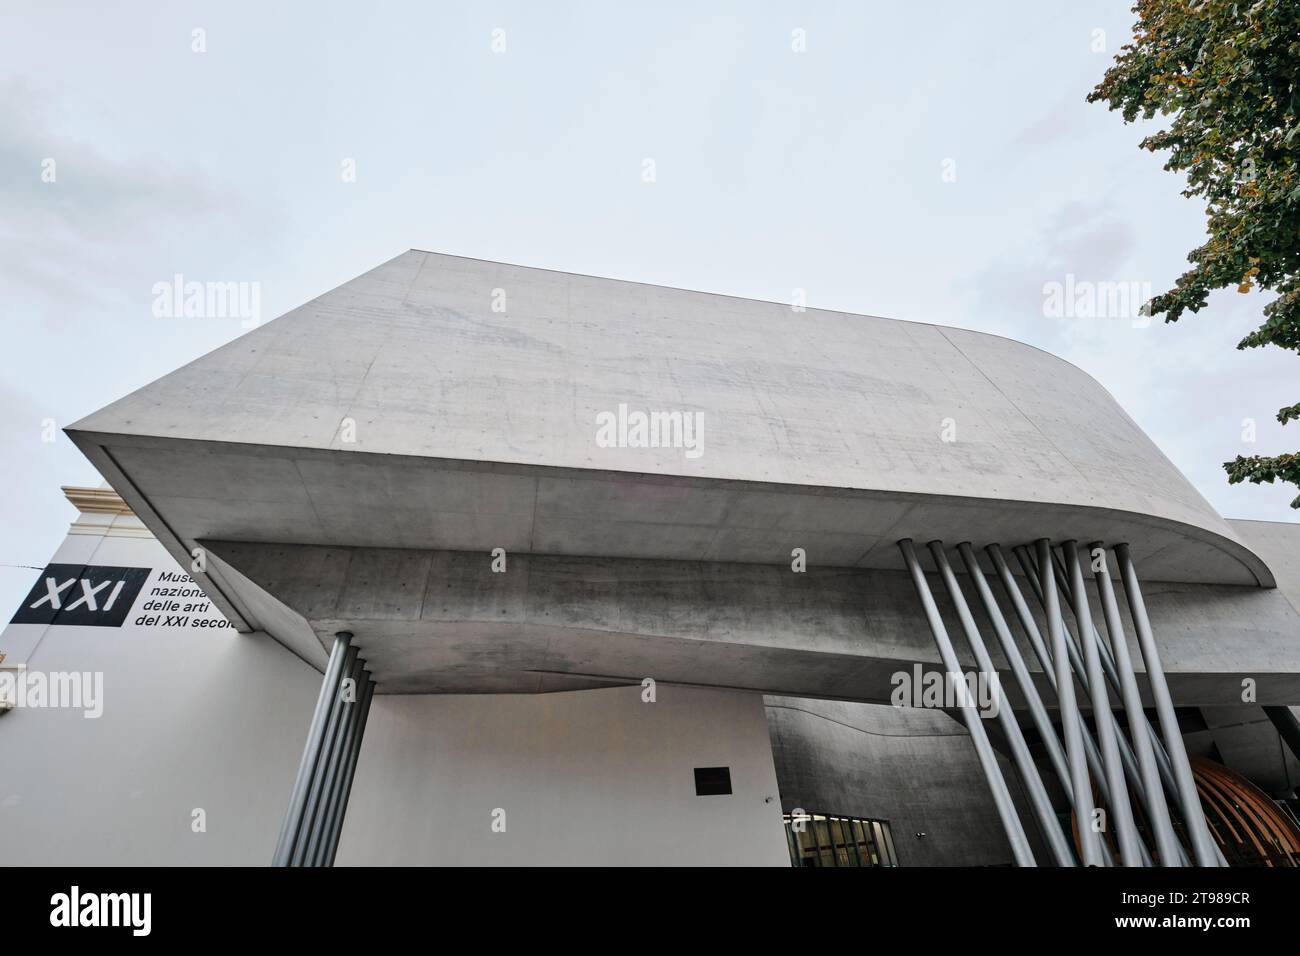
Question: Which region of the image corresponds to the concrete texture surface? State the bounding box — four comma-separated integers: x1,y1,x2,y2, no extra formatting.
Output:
1186,705,1300,798
62,252,1296,697
765,698,1049,866
201,540,1300,703
68,251,1271,621
1231,519,1300,614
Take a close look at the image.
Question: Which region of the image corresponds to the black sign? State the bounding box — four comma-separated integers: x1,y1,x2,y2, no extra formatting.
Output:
11,564,150,628
693,766,733,796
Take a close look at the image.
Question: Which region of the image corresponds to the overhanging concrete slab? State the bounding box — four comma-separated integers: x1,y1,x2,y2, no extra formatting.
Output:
67,251,1272,591
63,251,1290,693
201,541,1300,705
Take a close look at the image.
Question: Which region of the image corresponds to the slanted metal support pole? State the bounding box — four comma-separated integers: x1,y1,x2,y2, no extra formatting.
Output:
1051,551,1224,865
325,675,376,866
899,539,1036,866
1063,541,1143,865
1013,544,1162,866
1013,546,1190,868
305,654,366,866
1089,543,1182,866
999,544,1118,864
1049,548,1183,801
1052,549,1127,690
310,664,369,866
291,643,358,865
273,631,353,867
977,545,1073,791
1114,544,1220,867
934,542,1075,865
1036,539,1104,866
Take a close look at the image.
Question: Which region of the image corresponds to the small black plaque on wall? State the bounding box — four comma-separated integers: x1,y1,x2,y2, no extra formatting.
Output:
694,766,732,796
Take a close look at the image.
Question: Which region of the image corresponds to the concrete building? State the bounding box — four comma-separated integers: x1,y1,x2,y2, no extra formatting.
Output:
4,251,1300,866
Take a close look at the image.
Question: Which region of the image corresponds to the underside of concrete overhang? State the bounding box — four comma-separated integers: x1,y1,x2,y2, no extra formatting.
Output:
68,431,1273,591
193,539,1300,704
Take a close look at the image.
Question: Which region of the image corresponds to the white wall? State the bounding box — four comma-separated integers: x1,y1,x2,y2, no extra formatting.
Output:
337,685,791,866
3,499,791,866
0,510,322,865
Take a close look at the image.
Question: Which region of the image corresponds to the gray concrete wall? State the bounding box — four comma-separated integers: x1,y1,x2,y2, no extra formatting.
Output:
1186,705,1300,798
765,697,1048,866
336,685,790,866
1231,519,1300,613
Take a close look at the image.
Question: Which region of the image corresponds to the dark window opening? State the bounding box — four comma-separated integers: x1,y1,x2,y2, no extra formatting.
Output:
783,812,898,867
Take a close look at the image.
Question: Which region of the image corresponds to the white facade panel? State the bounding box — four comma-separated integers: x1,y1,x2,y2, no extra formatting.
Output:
337,685,790,866
0,516,321,865
2,490,793,866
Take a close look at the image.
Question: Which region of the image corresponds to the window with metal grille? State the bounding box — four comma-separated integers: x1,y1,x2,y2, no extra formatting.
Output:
783,812,898,867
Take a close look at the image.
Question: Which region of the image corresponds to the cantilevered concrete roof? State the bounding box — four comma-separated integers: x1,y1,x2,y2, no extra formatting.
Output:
69,249,1270,583
64,251,1286,689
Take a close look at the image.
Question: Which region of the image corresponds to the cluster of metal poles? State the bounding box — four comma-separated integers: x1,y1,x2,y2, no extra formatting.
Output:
272,631,376,867
898,538,1224,867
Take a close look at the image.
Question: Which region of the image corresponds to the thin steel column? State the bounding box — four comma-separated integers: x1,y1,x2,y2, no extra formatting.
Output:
1036,539,1104,866
977,545,1072,790
932,542,1075,865
273,631,353,867
1015,547,1091,683
899,539,1036,866
291,643,358,865
996,544,1117,865
305,654,365,866
1052,549,1125,690
1051,548,1167,793
1090,543,1182,866
1024,546,1196,868
1013,544,1168,865
1049,548,1210,873
1053,540,1206,861
1050,548,1183,799
1013,554,1159,816
1114,544,1221,867
1063,541,1143,866
995,544,1105,767
325,675,376,866
310,664,369,866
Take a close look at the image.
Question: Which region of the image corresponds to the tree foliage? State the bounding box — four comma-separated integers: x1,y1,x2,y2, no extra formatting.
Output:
1088,0,1300,505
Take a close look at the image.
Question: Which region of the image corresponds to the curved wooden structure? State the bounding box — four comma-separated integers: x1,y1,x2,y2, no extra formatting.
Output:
1192,757,1300,867
1075,756,1300,866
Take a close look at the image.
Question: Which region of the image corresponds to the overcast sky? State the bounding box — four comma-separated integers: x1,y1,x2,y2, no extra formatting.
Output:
2,1,1297,615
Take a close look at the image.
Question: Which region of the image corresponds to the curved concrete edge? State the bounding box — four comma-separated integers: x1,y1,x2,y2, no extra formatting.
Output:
64,250,1250,574
1229,519,1300,607
63,427,1276,589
